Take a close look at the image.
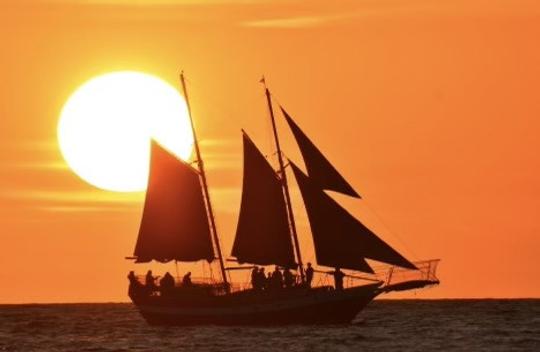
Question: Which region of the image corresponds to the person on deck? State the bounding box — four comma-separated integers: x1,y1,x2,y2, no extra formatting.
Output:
182,272,192,287
283,268,294,288
160,272,175,295
128,271,138,286
127,271,141,295
145,270,157,291
272,266,283,289
305,263,314,288
251,266,260,290
332,267,345,291
257,268,267,290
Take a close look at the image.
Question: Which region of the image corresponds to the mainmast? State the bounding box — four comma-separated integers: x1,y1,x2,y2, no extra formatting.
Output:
262,78,305,282
180,72,229,287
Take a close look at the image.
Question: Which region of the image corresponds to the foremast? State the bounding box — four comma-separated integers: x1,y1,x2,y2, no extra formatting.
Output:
261,79,305,283
180,72,229,288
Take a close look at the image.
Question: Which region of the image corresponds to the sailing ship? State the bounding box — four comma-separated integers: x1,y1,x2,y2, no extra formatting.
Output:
127,73,440,325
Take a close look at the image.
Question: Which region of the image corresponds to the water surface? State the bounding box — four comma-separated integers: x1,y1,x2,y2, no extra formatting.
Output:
1,300,538,351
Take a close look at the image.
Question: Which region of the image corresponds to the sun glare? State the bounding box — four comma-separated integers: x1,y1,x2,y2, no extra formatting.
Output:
58,71,194,192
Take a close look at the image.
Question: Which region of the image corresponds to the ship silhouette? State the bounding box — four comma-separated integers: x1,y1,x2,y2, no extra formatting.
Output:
127,73,440,325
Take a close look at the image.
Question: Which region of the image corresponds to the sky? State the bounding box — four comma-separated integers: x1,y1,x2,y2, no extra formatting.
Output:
1,0,540,303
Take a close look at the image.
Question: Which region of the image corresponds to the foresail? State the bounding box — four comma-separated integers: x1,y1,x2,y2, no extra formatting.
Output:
231,132,297,268
134,140,214,263
290,162,417,272
281,107,360,198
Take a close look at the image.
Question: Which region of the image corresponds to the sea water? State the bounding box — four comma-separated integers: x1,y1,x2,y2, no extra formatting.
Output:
0,300,538,351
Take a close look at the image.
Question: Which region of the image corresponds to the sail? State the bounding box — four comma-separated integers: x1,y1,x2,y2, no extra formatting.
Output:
281,107,360,198
280,106,360,198
231,132,297,268
290,162,417,272
134,140,214,263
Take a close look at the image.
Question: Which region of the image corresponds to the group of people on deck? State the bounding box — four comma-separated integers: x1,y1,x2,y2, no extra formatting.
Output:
127,270,193,295
250,262,344,291
129,263,346,294
251,266,295,291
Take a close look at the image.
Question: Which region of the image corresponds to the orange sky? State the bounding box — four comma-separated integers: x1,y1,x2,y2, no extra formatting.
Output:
1,0,540,303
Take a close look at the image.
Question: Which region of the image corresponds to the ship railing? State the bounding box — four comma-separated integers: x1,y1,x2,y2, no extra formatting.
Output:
134,275,221,285
130,260,440,294
311,259,440,290
376,259,441,291
132,275,231,295
312,269,380,289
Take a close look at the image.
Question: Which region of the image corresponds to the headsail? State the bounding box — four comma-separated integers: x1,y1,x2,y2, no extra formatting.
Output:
281,107,360,198
290,162,417,273
134,140,214,263
231,132,297,268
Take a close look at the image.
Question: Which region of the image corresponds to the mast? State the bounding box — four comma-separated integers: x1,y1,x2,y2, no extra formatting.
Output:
262,78,305,282
180,72,228,287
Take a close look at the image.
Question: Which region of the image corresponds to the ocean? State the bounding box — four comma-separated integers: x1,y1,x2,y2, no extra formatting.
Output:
0,300,538,351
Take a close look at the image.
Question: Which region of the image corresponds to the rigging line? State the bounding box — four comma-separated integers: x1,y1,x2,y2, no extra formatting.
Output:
183,76,265,128
360,199,419,261
185,76,272,154
263,84,419,261
270,87,420,264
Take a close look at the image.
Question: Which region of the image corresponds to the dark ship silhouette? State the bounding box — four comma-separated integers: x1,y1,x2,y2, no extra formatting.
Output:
127,73,440,325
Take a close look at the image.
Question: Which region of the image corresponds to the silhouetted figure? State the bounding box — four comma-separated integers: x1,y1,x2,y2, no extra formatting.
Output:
272,266,283,289
266,272,272,290
332,267,345,291
127,271,142,295
305,263,314,288
145,270,157,291
160,272,175,295
283,268,294,288
128,271,138,285
251,266,261,290
182,272,192,287
257,268,266,290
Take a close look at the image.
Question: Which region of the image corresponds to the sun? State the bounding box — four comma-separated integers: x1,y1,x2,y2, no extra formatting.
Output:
58,71,194,192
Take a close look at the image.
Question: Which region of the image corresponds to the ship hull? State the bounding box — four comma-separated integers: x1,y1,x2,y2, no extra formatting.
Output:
130,284,381,326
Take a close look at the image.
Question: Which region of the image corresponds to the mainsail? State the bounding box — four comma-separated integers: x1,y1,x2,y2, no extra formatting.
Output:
290,162,417,273
281,107,360,198
134,140,215,263
231,132,297,268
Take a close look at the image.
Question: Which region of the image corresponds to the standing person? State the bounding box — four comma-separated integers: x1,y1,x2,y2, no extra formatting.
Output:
160,272,175,295
128,271,138,286
305,262,314,288
258,268,267,290
160,272,174,287
127,271,141,295
283,268,294,288
145,270,157,291
182,272,192,286
251,266,260,290
332,267,345,291
272,266,283,289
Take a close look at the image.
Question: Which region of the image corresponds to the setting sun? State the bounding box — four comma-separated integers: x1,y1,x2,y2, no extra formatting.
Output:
57,71,193,192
